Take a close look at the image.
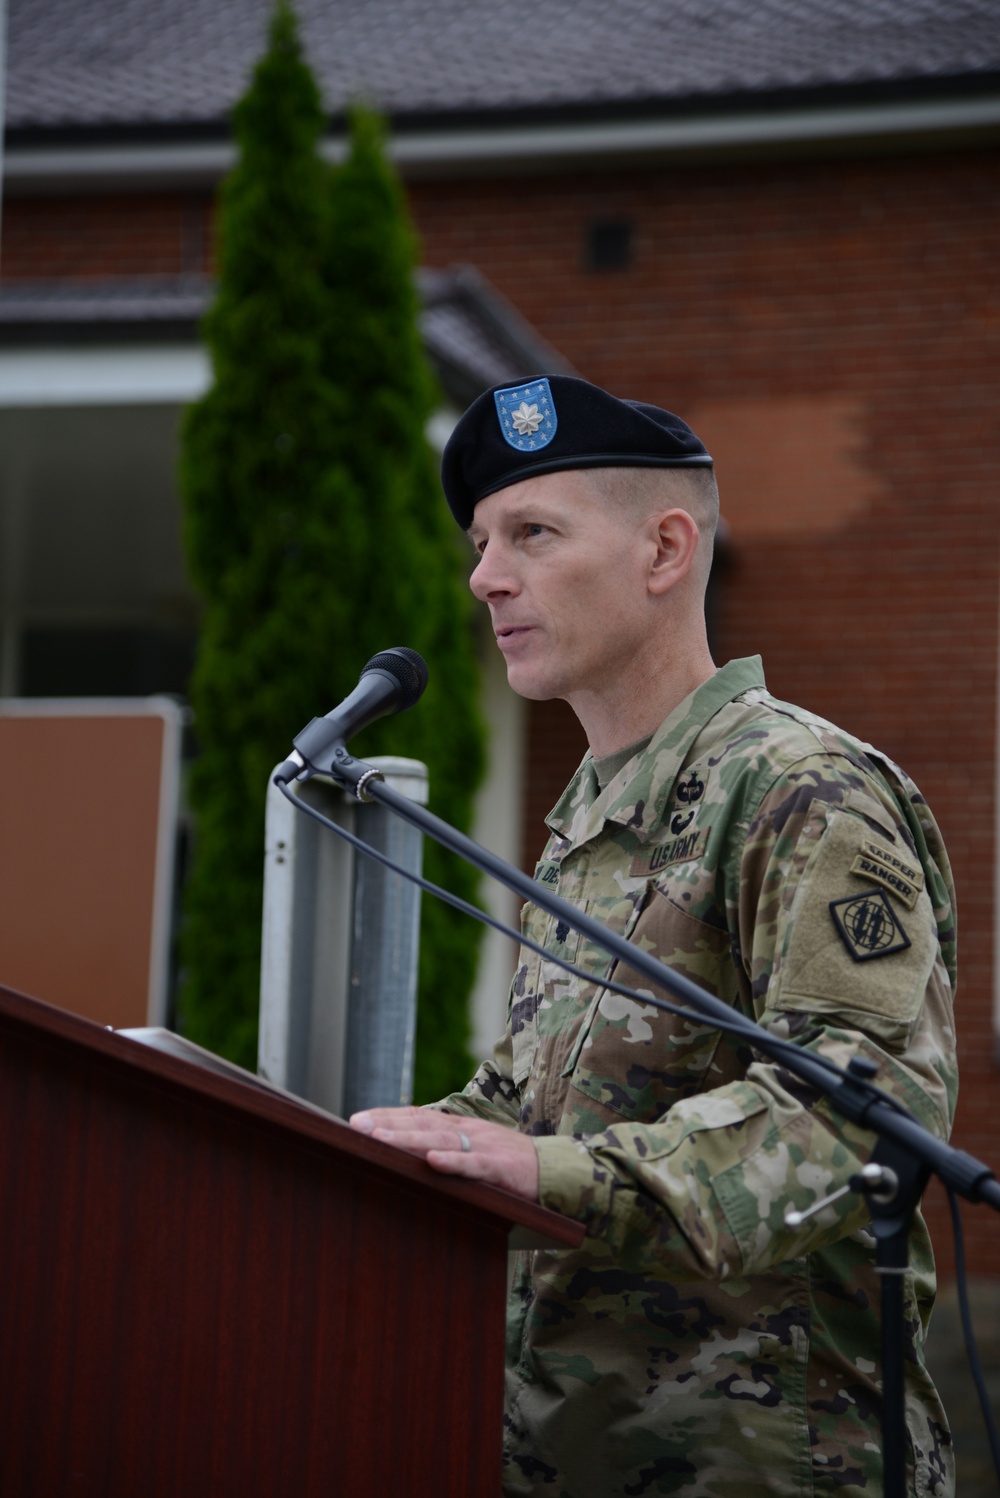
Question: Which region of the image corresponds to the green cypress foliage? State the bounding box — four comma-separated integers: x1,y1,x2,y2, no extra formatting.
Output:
179,0,339,1067
320,107,485,1102
179,5,484,1099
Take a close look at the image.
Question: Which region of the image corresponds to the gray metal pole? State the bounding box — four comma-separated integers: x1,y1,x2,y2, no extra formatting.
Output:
342,756,426,1114
259,756,427,1117
0,0,13,696
0,0,7,256
259,772,356,1114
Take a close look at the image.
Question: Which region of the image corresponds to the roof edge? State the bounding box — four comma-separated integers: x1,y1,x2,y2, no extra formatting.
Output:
0,267,573,406
5,88,1000,193
7,67,1000,147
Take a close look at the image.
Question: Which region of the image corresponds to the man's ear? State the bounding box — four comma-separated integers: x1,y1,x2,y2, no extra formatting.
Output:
646,508,701,596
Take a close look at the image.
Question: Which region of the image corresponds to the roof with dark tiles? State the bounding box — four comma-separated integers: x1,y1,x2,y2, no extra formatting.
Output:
0,267,575,404
6,0,1000,136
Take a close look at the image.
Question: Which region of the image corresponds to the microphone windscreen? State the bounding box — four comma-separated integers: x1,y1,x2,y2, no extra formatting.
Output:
361,647,429,710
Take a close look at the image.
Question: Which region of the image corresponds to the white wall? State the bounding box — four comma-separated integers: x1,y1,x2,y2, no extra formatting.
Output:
0,345,210,406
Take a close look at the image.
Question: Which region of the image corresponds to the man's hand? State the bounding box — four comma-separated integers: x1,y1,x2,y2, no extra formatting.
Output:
349,1106,540,1201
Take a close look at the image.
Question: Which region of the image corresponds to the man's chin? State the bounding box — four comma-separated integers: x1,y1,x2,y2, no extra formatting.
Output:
503,662,564,702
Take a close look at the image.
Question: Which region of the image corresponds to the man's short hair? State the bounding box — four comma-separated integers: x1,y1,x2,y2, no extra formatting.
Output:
587,464,720,541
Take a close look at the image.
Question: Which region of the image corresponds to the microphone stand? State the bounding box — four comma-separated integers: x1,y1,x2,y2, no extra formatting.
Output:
282,744,1000,1498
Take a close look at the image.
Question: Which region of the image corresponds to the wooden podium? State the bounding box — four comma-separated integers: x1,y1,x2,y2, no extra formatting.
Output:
0,984,583,1496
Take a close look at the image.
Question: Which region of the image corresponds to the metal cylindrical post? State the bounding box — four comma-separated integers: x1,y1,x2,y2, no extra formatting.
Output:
342,757,427,1115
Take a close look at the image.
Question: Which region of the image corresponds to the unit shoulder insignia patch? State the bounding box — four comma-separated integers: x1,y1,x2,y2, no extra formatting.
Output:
829,889,911,962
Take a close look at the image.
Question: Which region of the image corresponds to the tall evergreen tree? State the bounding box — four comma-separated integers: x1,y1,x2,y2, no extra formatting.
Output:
319,107,485,1102
180,8,484,1096
179,0,347,1065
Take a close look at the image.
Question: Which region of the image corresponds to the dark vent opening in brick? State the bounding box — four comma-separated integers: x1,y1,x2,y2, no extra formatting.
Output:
585,219,634,272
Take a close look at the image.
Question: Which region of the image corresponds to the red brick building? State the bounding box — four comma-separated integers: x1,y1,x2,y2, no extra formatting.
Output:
2,1,999,1282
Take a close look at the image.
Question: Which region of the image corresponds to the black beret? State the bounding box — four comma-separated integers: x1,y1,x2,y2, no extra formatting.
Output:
441,373,713,529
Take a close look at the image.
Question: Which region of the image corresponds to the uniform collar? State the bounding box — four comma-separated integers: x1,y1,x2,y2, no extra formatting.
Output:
546,656,766,849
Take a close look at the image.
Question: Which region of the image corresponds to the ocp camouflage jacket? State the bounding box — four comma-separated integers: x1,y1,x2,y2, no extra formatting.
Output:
440,656,958,1498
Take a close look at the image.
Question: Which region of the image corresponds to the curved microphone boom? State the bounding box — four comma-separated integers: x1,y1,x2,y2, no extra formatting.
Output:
274,647,428,783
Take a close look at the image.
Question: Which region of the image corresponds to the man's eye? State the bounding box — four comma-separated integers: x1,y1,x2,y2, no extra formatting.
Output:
526,523,546,538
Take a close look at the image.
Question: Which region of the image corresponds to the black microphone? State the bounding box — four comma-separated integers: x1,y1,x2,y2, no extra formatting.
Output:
275,647,428,783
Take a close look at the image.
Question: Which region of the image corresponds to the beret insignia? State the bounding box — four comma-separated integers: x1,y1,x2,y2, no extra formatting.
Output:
494,379,558,452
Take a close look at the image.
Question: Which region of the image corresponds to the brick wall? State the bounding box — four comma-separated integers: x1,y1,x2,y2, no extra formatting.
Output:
0,192,212,280
3,142,998,1271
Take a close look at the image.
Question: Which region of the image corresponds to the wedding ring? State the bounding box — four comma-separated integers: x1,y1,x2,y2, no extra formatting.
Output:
458,1131,472,1153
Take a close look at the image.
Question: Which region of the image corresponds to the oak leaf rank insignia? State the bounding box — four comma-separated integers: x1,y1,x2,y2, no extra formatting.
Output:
494,378,558,452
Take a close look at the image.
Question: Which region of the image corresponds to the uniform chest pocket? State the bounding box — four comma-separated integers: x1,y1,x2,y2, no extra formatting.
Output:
566,887,738,1126
510,874,650,1093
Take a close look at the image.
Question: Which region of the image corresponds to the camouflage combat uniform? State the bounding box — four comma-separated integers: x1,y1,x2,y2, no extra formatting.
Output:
439,656,958,1498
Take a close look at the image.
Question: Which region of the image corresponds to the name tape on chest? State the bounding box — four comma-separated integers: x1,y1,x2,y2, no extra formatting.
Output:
850,838,924,910
631,827,708,878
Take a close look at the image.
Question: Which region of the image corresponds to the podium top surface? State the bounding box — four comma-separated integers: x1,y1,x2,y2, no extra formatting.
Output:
0,982,584,1250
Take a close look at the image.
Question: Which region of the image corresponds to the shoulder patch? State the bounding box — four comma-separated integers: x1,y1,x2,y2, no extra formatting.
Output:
861,837,923,882
829,889,911,963
850,850,920,910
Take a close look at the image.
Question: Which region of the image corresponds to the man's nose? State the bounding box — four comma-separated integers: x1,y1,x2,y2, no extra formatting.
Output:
470,546,518,602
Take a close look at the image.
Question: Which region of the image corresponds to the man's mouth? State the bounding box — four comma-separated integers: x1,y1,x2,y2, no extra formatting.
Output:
497,623,535,647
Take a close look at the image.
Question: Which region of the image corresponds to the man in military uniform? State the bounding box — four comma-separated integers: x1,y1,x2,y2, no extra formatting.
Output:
350,375,957,1497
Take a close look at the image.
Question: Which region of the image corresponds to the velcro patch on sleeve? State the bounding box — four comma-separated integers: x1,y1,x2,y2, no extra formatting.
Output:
767,803,936,1030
